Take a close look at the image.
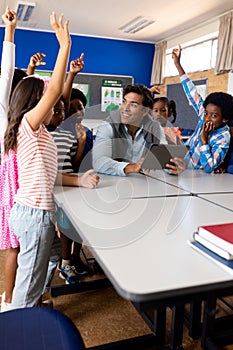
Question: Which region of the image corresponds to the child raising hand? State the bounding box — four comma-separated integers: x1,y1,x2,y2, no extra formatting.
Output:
172,44,233,173
4,12,98,309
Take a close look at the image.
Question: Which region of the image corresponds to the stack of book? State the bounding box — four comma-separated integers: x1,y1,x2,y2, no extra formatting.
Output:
188,222,233,274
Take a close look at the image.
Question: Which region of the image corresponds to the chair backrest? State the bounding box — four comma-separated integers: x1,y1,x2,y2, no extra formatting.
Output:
0,307,86,350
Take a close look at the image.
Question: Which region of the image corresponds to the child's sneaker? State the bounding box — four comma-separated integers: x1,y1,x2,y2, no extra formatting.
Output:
59,265,80,285
72,258,89,275
1,292,11,312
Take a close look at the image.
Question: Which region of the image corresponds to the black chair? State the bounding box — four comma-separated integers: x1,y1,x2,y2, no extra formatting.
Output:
0,307,85,350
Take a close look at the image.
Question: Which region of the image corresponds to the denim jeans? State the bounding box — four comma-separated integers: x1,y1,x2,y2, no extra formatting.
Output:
10,203,56,308
42,232,62,295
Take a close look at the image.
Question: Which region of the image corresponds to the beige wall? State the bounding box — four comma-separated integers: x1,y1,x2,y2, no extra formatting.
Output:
159,69,229,97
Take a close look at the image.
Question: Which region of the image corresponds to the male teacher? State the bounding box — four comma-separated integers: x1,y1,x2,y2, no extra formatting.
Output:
93,84,169,176
93,84,170,176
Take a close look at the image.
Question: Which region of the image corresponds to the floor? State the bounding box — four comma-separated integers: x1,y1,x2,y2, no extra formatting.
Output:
1,249,233,349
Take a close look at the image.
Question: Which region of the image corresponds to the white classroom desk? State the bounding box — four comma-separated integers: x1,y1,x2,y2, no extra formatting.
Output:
77,173,189,201
145,169,233,194
53,186,233,303
53,174,233,348
197,193,233,212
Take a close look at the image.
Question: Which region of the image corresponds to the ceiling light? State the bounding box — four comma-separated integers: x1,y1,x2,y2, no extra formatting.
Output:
119,16,155,34
16,1,36,21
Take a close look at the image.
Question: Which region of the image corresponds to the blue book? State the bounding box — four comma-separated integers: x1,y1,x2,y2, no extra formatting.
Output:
188,240,233,275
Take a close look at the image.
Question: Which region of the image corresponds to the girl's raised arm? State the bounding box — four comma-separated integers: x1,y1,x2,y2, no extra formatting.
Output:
26,12,71,131
0,7,17,140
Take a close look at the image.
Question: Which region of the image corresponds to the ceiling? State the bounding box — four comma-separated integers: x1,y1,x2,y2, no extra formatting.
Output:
1,0,233,43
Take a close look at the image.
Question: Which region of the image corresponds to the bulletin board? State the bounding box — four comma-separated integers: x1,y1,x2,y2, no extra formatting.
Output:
167,79,207,130
73,73,134,120
33,70,133,120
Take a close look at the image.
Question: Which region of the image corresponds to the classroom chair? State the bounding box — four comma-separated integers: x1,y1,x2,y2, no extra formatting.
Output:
0,307,86,350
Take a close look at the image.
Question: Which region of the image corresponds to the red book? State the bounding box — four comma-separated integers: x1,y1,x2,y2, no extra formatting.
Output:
198,222,233,255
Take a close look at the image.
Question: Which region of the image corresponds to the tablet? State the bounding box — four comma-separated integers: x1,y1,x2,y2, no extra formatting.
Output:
142,144,188,170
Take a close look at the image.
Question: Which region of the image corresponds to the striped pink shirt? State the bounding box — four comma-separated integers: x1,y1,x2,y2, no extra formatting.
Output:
14,116,57,211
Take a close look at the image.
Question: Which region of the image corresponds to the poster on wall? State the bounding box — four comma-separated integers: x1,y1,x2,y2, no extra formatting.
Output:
72,83,90,108
34,70,52,77
101,79,123,112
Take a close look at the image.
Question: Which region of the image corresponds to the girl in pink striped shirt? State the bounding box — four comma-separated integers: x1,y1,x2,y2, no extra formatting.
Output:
4,12,99,309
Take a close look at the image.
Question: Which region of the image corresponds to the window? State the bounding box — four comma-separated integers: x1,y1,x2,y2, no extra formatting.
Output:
165,37,218,77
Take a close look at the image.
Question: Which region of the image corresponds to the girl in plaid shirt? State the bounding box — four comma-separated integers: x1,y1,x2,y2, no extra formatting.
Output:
172,45,233,173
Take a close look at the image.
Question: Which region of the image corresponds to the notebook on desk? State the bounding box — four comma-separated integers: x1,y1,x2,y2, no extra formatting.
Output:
142,144,188,170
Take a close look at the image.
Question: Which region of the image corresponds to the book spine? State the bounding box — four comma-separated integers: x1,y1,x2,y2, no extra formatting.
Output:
193,233,233,260
198,227,233,255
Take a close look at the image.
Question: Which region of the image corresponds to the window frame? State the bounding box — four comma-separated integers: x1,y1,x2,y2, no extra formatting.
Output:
164,36,218,77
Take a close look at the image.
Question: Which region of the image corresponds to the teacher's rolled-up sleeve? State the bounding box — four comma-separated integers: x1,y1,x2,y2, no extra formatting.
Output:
93,121,128,176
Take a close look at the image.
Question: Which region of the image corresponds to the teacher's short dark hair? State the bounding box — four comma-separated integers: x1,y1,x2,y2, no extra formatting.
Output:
123,84,153,109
